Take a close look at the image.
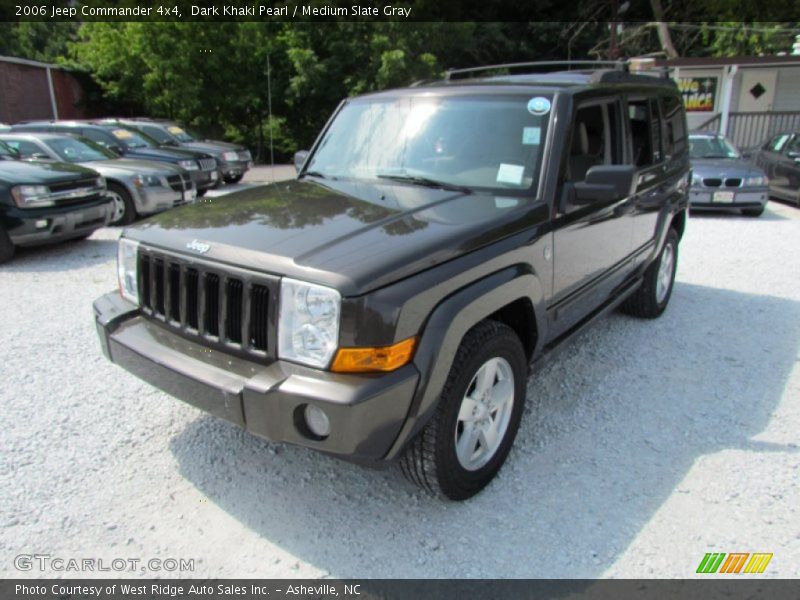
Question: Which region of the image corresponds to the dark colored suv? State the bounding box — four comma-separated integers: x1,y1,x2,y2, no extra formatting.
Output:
10,121,219,196
94,61,690,500
1,140,111,263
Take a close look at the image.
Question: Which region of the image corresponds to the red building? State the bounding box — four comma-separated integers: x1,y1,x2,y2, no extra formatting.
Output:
0,55,89,124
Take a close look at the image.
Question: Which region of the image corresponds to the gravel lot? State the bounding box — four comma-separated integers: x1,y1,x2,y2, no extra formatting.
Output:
1,181,798,579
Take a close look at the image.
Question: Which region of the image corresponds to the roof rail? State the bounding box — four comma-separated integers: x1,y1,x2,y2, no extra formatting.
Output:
444,60,628,81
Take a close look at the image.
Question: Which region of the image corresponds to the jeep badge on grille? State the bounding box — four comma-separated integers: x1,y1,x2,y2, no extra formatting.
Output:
186,239,211,254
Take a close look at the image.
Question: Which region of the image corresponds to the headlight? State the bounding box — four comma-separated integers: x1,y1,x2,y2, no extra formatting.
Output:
132,174,163,187
744,175,767,186
178,159,199,171
117,238,140,305
10,185,53,208
278,278,341,368
221,151,239,162
691,174,702,186
96,177,106,189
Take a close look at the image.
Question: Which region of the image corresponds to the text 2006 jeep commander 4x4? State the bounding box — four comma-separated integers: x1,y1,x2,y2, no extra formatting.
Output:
95,61,689,500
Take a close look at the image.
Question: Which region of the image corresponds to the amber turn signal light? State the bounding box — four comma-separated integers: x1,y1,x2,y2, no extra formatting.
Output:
331,336,418,373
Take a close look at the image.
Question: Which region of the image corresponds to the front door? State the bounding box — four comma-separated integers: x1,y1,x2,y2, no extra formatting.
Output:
549,98,633,339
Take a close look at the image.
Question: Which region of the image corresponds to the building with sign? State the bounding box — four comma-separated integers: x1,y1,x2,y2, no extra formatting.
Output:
656,55,800,150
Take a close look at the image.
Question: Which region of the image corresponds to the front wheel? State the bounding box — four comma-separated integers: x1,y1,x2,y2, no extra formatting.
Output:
107,183,136,226
400,320,527,500
621,227,679,319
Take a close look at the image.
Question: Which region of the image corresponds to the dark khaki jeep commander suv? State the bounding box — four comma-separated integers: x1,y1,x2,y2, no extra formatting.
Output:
95,61,689,500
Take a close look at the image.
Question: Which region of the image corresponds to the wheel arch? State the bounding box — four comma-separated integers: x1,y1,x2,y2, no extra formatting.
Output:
385,266,544,460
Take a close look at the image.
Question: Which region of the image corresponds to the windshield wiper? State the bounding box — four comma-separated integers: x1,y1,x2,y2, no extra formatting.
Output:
377,173,472,194
301,170,335,180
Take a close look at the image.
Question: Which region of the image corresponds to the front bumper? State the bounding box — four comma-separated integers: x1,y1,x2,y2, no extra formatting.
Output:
135,185,196,215
219,160,252,179
94,292,419,464
4,197,113,246
689,186,769,210
189,169,219,191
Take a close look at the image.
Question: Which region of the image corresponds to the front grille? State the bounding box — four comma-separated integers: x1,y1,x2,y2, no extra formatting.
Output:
167,173,191,192
48,177,98,193
138,248,276,358
702,177,743,188
198,158,217,172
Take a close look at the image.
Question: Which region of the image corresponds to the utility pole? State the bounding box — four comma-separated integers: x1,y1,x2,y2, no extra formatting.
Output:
609,0,620,59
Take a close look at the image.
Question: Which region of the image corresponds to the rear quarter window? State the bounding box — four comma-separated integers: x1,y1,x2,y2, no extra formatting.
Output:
661,94,687,159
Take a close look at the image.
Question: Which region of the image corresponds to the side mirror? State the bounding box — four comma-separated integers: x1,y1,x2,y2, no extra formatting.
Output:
573,165,637,204
294,150,309,173
107,144,124,156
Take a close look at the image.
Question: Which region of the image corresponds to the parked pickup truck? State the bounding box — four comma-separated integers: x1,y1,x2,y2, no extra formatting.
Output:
94,61,689,500
1,140,111,264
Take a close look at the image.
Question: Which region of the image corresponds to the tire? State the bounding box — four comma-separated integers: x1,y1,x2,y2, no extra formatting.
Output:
742,206,765,217
225,173,244,184
107,183,136,226
196,188,207,198
0,226,14,264
399,320,527,500
621,227,679,319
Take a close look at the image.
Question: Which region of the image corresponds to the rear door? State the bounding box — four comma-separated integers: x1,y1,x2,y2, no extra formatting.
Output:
549,97,633,339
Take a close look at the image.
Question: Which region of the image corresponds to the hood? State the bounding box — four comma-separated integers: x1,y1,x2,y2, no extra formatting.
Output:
126,178,542,296
124,146,211,162
0,160,98,185
691,157,766,179
179,140,244,156
79,158,184,177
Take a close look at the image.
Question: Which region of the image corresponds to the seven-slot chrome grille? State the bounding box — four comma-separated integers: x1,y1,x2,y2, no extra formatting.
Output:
137,247,277,359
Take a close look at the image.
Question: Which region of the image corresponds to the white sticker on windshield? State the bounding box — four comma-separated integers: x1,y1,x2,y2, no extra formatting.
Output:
495,197,520,209
497,163,524,185
522,126,541,145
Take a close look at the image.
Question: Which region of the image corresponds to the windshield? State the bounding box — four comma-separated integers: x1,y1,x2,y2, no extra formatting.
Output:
689,135,740,159
0,140,16,159
49,136,116,162
306,94,552,192
109,127,156,149
167,125,196,143
140,125,174,144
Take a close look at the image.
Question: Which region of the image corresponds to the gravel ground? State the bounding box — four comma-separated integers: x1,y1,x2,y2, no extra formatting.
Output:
1,188,798,579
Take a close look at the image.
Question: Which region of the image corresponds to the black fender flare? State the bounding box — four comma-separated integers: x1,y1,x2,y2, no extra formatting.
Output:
384,265,545,460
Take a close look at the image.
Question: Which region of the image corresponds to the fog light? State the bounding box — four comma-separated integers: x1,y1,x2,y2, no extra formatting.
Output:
304,404,330,439
35,219,48,229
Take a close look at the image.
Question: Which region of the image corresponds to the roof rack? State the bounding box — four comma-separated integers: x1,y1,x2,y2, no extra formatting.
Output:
444,60,628,81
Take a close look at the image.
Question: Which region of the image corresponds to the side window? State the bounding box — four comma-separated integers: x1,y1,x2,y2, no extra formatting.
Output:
566,101,623,184
628,98,662,167
4,139,45,158
787,136,800,154
661,94,687,159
